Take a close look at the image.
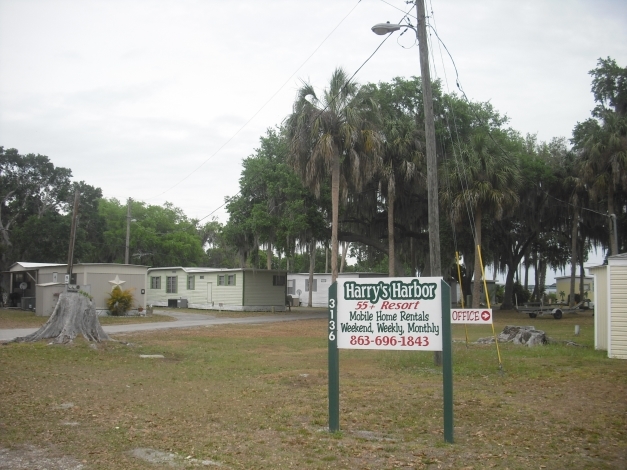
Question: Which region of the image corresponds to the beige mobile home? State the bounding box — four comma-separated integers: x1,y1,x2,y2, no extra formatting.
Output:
6,262,147,316
554,275,595,303
146,267,287,311
589,253,627,359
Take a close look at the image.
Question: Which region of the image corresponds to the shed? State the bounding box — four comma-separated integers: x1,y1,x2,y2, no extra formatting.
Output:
146,267,288,311
589,253,627,359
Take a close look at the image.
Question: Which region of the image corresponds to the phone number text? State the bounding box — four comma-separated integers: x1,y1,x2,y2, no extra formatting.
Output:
349,335,430,347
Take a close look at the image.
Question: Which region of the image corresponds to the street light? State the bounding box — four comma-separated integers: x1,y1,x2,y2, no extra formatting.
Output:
371,2,441,280
371,22,404,35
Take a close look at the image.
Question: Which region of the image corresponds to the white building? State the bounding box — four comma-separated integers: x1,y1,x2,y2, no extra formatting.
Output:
589,253,627,359
287,272,386,307
146,267,288,311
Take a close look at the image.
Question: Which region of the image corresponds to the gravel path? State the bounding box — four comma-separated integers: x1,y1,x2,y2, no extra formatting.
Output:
0,309,327,342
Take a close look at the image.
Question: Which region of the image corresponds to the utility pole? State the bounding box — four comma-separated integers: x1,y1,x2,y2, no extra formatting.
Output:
125,198,132,264
416,0,441,278
416,0,442,365
66,189,80,283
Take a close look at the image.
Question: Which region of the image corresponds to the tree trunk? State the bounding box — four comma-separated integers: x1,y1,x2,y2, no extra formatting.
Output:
266,243,272,270
410,237,416,277
286,235,290,273
325,246,329,274
340,242,349,273
308,239,315,307
569,205,579,307
532,252,540,301
579,256,585,301
388,177,395,277
502,264,517,309
331,153,340,282
608,184,617,255
538,257,547,301
471,207,483,308
12,292,109,344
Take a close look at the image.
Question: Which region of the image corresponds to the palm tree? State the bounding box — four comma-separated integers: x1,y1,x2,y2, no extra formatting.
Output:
573,58,627,255
574,112,627,254
441,132,521,307
285,68,381,282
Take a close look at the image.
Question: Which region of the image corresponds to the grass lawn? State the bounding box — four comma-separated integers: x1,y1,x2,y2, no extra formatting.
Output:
0,309,625,469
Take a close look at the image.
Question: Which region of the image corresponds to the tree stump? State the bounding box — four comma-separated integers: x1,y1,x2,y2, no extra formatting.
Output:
476,325,547,347
12,291,110,344
498,325,547,346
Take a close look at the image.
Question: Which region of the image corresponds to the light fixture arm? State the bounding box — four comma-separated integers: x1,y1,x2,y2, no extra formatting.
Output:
371,22,416,36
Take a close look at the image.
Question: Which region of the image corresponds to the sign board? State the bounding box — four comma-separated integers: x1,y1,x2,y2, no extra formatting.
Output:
333,277,443,351
451,308,492,324
327,278,453,442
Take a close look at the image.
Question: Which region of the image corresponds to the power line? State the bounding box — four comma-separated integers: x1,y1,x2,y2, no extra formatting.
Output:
146,0,365,202
197,5,416,225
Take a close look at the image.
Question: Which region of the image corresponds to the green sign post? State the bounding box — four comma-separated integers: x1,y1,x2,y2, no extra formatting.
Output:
328,277,453,442
327,281,340,432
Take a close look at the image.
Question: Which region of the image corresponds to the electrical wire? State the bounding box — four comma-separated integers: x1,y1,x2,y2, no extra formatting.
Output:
146,0,365,202
424,1,478,249
198,5,417,225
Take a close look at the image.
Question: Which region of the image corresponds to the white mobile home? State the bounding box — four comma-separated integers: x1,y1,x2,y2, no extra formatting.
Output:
589,253,627,359
146,267,288,311
287,272,386,307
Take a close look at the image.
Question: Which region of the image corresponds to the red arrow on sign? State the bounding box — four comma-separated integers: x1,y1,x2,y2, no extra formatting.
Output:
481,310,491,321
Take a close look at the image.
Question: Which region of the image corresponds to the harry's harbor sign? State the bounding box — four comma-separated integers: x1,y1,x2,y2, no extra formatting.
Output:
327,277,453,443
334,278,443,351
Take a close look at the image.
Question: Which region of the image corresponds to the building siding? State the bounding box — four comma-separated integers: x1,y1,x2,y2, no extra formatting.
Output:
242,271,285,306
146,268,287,311
590,266,608,351
289,274,332,307
85,272,147,311
211,272,243,307
609,265,627,359
287,273,386,307
555,276,595,303
147,269,191,305
24,263,148,315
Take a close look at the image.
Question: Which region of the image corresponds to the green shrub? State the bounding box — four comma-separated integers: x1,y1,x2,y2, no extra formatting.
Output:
106,287,134,316
512,282,531,305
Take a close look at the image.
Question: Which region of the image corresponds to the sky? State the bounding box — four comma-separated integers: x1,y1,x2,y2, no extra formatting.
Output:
1,0,626,282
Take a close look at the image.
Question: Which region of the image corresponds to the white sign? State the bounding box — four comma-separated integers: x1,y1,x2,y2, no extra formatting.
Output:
335,277,443,351
451,308,492,324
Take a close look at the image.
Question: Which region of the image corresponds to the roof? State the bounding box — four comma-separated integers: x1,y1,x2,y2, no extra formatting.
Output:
555,275,594,281
10,262,149,271
289,272,387,277
72,263,149,267
147,266,286,274
10,262,66,270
